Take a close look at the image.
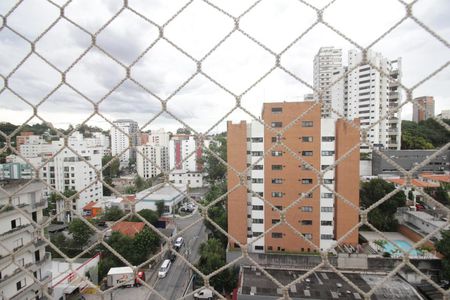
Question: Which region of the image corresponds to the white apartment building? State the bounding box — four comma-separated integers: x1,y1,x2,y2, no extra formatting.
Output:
169,170,204,188
136,144,169,179
331,49,402,151
169,135,210,172
110,119,139,168
313,47,343,118
85,132,110,156
148,129,170,147
17,132,104,222
0,180,51,300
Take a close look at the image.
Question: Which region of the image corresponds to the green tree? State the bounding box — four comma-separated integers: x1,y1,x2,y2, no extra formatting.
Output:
360,179,406,231
68,218,94,247
435,230,450,280
401,119,450,149
134,175,151,192
155,200,165,217
102,177,115,197
424,186,450,206
102,155,120,178
197,238,238,294
131,209,159,225
124,185,137,194
102,206,125,221
133,227,160,263
45,189,78,217
204,135,227,183
407,190,414,201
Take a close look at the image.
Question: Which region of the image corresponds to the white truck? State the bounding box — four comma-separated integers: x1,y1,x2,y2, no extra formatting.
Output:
107,267,145,288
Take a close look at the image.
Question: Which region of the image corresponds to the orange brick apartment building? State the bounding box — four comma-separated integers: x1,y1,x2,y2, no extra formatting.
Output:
227,102,360,253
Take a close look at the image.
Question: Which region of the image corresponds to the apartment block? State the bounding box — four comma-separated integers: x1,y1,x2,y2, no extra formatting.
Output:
0,180,51,299
413,96,435,123
313,47,343,118
331,49,402,151
227,102,359,253
169,135,210,172
136,144,169,179
110,119,139,168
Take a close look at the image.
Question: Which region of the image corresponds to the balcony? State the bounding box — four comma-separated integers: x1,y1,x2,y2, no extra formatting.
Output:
0,224,33,241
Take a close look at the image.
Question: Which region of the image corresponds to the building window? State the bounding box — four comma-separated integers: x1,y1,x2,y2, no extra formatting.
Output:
16,278,26,291
321,220,333,226
271,122,283,128
302,121,313,127
251,178,263,183
301,206,313,212
321,234,334,240
271,151,283,157
252,205,263,211
303,233,312,240
302,151,313,156
251,151,263,156
321,193,333,198
272,165,283,170
253,232,263,237
302,136,313,142
321,165,330,170
322,136,335,142
272,219,280,224
321,207,333,212
272,192,283,198
300,220,313,225
11,218,21,229
301,179,313,184
300,192,313,198
271,107,282,113
271,178,283,184
252,219,264,224
251,137,263,143
255,245,264,250
252,165,263,170
272,205,283,211
272,232,283,238
324,179,334,184
321,151,335,156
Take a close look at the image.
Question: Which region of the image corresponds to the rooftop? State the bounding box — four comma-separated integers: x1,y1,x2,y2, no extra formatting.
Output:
420,173,450,183
136,183,186,201
111,221,145,237
406,210,450,228
386,178,439,188
239,267,421,300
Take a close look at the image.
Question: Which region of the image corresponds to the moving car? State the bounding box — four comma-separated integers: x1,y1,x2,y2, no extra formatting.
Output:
174,236,184,249
158,259,172,278
194,288,214,300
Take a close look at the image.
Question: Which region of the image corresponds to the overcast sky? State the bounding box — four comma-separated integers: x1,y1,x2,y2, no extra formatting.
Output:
0,0,449,134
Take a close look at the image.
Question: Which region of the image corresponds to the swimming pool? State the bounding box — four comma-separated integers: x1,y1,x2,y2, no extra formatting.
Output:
383,240,418,256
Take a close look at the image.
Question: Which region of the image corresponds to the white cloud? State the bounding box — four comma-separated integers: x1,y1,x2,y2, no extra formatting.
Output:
0,0,449,132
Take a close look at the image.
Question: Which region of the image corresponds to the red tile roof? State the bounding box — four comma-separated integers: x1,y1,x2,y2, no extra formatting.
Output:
111,221,145,237
420,173,450,183
386,178,440,188
82,201,97,210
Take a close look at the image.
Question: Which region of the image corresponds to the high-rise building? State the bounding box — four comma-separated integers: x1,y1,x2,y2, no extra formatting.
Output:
169,135,210,172
148,129,170,147
0,180,51,299
227,102,360,253
331,49,402,151
17,132,104,222
440,109,450,119
136,144,169,179
413,96,435,123
110,119,139,168
313,47,343,118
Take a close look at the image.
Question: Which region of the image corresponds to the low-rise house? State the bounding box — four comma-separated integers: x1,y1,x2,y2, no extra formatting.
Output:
111,221,145,238
135,183,187,215
169,170,204,188
82,201,103,219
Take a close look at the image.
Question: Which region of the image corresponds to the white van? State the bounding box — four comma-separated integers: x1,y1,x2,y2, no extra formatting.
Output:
158,259,171,278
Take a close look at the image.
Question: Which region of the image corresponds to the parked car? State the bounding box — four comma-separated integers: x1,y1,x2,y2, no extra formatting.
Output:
107,267,145,288
194,288,214,300
174,237,184,249
165,251,176,262
158,259,172,278
181,205,194,212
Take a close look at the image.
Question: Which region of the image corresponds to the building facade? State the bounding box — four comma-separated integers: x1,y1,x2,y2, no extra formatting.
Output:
227,102,360,253
169,170,204,188
413,96,435,123
372,149,449,176
313,47,343,118
169,135,210,172
136,144,169,179
110,119,139,168
331,49,402,151
0,180,51,299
